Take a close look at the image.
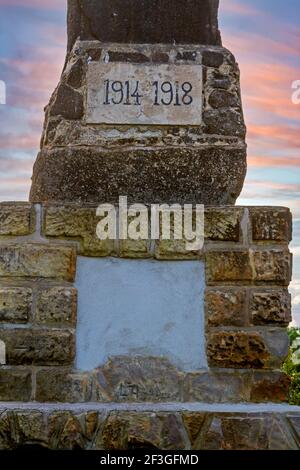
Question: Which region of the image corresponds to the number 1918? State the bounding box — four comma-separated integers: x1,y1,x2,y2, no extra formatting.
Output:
103,80,193,107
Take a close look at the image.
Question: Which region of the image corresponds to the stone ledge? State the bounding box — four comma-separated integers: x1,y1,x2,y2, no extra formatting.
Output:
0,404,299,450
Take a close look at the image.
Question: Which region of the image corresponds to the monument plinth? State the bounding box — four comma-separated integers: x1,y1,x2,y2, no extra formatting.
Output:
0,0,299,450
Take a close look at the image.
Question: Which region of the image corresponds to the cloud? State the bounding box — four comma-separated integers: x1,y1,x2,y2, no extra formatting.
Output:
220,0,260,16
0,0,64,9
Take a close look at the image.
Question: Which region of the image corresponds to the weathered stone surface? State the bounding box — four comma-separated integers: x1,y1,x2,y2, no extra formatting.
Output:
205,288,246,327
250,289,291,325
0,369,32,401
0,409,298,450
206,251,252,283
36,369,91,402
207,331,271,369
93,356,182,402
203,109,246,137
102,412,186,450
287,416,300,446
67,0,221,51
252,250,292,285
202,415,297,450
0,202,35,236
204,207,242,241
120,239,151,259
36,287,77,326
183,370,251,402
250,207,292,242
0,287,32,323
66,59,85,89
44,206,115,257
0,244,76,281
206,249,292,284
49,84,84,120
250,371,290,403
48,412,86,449
202,49,224,67
182,412,207,447
30,147,247,205
208,90,239,109
0,411,47,449
0,329,75,365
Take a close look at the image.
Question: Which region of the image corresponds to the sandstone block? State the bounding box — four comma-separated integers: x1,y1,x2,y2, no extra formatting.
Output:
44,206,115,257
206,251,252,283
250,207,292,242
204,207,242,241
36,368,91,402
101,411,186,450
94,356,182,402
250,289,291,325
0,287,32,323
250,371,290,403
183,370,251,402
205,288,246,327
0,369,32,401
206,249,292,285
252,250,292,284
0,244,76,281
30,147,247,205
0,202,35,236
207,330,288,369
0,329,75,365
36,287,77,326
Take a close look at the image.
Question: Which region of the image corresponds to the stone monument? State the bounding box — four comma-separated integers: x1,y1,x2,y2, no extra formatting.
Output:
0,0,299,450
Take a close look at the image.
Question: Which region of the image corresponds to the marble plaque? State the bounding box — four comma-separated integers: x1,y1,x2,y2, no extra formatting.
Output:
86,63,203,125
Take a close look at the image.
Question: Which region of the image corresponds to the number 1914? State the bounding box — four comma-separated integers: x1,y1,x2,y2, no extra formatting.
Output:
103,80,193,106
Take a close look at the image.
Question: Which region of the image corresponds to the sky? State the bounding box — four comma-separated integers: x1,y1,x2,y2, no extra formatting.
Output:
0,0,299,323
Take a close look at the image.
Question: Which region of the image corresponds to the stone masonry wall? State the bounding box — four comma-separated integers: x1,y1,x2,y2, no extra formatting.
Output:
30,42,247,205
0,202,293,405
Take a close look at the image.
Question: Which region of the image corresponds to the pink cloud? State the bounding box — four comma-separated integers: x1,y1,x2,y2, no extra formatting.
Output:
0,0,64,9
220,0,261,16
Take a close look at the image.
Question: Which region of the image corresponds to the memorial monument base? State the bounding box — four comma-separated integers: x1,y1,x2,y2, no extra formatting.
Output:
0,202,299,449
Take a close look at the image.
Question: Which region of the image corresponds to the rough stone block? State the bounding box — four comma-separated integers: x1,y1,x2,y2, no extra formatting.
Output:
204,207,242,241
36,287,77,326
93,356,182,402
44,206,115,257
101,412,186,450
206,251,252,283
67,0,221,50
207,329,288,369
0,244,76,281
252,250,292,284
0,369,31,401
0,202,35,236
206,249,292,285
250,207,292,242
0,329,75,365
0,287,32,323
250,371,290,403
183,370,251,402
250,289,291,325
36,368,91,402
202,415,297,450
49,84,84,120
205,288,246,326
119,239,151,259
30,147,247,206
